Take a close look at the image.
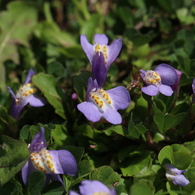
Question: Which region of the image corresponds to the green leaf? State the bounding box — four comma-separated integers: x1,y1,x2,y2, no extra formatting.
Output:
157,0,183,12
119,151,152,176
153,107,187,133
183,141,195,158
158,146,174,165
74,71,92,100
51,125,74,148
170,103,189,114
158,144,192,169
34,21,76,46
0,1,37,64
135,167,156,179
176,29,194,56
130,183,153,195
117,145,144,162
41,182,64,195
27,171,45,195
153,99,167,113
128,121,147,139
173,151,192,169
105,125,129,138
117,6,133,26
80,14,101,42
0,178,23,195
176,8,195,25
90,166,120,186
128,121,140,138
153,113,177,133
184,181,195,194
32,73,66,119
58,45,85,59
47,62,65,77
125,27,151,47
0,135,29,186
78,159,92,178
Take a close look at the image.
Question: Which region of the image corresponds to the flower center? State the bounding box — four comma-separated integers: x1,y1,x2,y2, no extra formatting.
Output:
94,43,108,64
30,148,56,173
16,83,37,104
143,70,161,85
89,88,113,112
93,192,111,195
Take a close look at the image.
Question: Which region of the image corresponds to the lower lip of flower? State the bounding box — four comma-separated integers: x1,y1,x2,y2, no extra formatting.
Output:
30,148,56,173
143,70,161,85
94,43,108,64
15,83,37,104
89,88,113,112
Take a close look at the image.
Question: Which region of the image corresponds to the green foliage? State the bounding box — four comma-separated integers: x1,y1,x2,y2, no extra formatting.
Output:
0,0,195,194
27,171,46,195
32,73,66,119
0,135,29,186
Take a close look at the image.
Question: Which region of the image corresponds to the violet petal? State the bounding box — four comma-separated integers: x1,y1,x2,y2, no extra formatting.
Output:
46,150,64,174
28,95,46,107
192,78,195,94
107,86,130,110
92,52,107,87
103,108,122,125
86,77,99,99
80,35,94,65
171,69,182,92
94,34,108,45
158,84,174,96
141,85,159,96
107,38,122,69
80,180,111,195
25,68,35,84
22,160,37,185
22,160,30,185
69,191,80,195
140,69,146,79
154,64,177,86
172,174,190,187
52,150,78,176
77,101,102,122
10,102,23,119
7,87,16,99
164,164,185,175
29,127,47,153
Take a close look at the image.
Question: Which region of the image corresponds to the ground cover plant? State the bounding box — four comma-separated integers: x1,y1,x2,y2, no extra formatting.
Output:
0,0,195,194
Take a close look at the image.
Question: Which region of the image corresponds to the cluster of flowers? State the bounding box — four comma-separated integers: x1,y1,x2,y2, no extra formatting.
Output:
6,34,194,191
77,34,131,125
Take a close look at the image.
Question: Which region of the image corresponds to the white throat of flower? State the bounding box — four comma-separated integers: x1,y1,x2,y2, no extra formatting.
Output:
30,148,57,173
89,88,113,113
16,83,37,104
94,43,108,65
143,70,161,85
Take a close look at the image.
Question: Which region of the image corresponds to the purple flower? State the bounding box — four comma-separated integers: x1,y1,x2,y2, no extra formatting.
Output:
80,34,122,70
22,127,78,186
92,52,107,87
77,77,130,125
192,78,195,104
171,69,182,92
164,164,190,187
140,64,178,96
69,180,117,195
7,69,45,119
